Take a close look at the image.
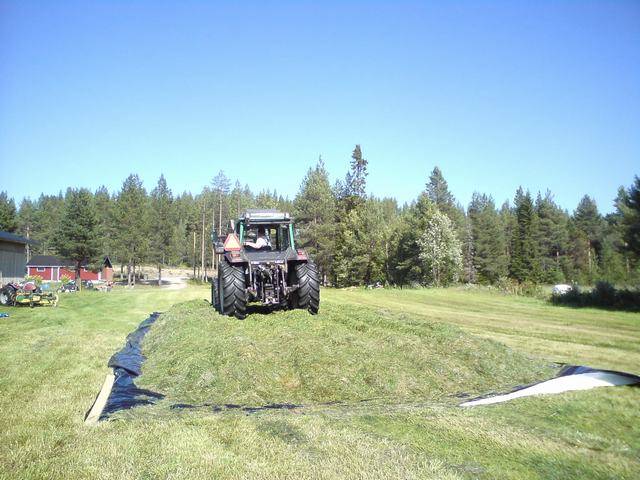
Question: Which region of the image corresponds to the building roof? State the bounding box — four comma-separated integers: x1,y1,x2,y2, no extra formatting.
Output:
0,230,37,245
27,255,75,267
27,254,112,268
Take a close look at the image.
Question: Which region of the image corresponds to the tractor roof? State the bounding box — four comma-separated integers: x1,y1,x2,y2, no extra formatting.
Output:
241,209,291,224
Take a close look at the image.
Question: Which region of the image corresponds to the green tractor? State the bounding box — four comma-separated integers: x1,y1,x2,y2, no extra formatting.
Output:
212,209,320,319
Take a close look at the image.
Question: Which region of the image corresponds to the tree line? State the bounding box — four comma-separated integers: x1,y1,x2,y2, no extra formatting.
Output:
0,145,638,288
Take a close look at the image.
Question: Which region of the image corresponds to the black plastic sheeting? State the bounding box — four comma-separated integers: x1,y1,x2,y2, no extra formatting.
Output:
100,312,165,419
108,312,160,376
170,402,303,413
556,364,640,380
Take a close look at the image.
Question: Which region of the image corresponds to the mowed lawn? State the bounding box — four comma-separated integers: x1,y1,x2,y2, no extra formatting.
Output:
0,286,638,479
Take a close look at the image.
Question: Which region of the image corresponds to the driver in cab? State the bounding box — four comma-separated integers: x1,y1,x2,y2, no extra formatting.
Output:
244,227,270,250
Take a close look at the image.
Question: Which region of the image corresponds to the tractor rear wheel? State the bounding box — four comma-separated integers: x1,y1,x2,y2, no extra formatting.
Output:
218,261,247,319
0,286,16,306
211,278,220,312
293,262,320,314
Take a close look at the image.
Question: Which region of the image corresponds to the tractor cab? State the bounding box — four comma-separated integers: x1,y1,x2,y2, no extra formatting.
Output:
214,209,302,265
236,210,295,253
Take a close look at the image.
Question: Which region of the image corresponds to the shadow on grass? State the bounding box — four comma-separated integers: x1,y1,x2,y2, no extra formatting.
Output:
550,282,640,312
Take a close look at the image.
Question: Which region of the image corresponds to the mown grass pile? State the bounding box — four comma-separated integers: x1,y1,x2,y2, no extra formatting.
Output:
140,300,555,405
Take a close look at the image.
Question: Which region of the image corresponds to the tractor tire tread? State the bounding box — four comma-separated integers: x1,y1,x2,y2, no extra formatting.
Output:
219,261,247,319
295,262,320,314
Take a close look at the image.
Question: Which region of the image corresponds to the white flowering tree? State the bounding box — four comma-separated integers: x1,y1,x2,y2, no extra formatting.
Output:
418,210,463,286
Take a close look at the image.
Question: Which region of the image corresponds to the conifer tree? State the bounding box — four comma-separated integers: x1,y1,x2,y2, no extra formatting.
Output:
389,193,437,285
468,193,507,283
573,195,603,278
426,167,455,207
499,200,515,261
54,189,101,285
535,191,569,283
509,188,540,282
211,171,231,235
94,186,115,261
620,176,640,261
115,174,149,286
17,198,37,256
150,175,175,285
34,193,65,255
425,167,466,232
425,167,466,277
0,191,18,232
293,158,336,281
333,146,371,285
342,145,368,210
229,180,253,220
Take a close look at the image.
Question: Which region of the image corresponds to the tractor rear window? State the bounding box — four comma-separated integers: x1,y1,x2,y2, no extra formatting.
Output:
243,225,291,251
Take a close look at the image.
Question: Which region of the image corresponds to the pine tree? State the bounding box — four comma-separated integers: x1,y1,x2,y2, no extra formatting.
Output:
333,146,371,285
425,167,466,232
34,193,65,255
150,175,175,285
535,191,569,283
599,224,627,284
425,167,466,277
499,200,516,262
379,197,400,283
0,192,18,232
54,189,101,285
332,199,386,286
211,170,231,235
293,158,336,281
176,191,202,274
94,186,115,261
389,193,437,285
342,145,368,210
468,193,507,283
573,195,604,279
509,188,540,282
426,167,455,207
114,174,149,286
620,176,640,262
17,198,37,261
229,180,253,220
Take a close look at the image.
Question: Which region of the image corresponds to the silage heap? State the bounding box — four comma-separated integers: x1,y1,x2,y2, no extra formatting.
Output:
135,299,557,409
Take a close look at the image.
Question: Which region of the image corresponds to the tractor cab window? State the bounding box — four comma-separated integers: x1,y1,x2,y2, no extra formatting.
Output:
277,224,291,250
243,226,272,251
243,224,291,251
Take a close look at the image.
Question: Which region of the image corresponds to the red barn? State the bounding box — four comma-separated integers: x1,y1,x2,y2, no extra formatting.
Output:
26,255,113,282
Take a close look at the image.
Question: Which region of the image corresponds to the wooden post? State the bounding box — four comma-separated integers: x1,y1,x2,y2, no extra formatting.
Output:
212,206,216,273
201,205,205,281
26,226,30,263
192,230,196,278
219,191,223,235
84,372,115,425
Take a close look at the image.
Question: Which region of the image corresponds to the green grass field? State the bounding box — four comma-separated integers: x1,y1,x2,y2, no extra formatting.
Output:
0,286,638,479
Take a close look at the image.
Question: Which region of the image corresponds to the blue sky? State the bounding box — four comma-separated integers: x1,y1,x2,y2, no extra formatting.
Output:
1,1,638,213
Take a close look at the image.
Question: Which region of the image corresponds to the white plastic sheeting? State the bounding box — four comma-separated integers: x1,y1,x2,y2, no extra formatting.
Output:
460,366,640,407
552,284,573,295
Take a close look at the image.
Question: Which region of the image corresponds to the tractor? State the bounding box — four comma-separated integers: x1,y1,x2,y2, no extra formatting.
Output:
212,209,320,319
0,281,59,307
